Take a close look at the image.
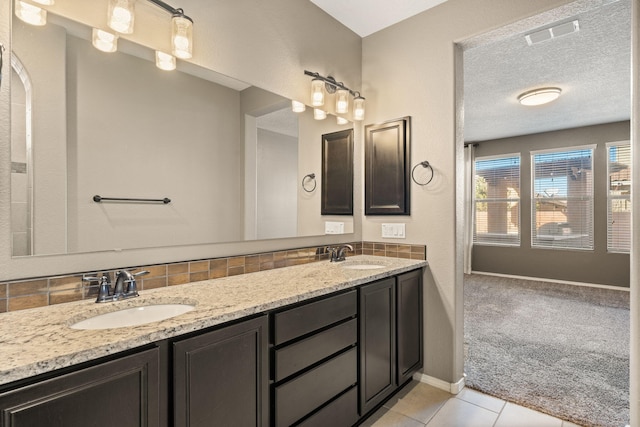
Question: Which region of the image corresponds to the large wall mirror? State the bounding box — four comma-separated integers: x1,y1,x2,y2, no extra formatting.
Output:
9,5,354,257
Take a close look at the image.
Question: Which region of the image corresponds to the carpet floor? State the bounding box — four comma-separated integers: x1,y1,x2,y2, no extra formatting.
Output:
464,273,630,427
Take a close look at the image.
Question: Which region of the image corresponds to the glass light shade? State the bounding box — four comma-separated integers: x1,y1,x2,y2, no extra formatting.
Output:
353,96,365,121
314,109,327,120
172,15,193,59
92,29,118,53
15,1,47,26
31,0,54,4
518,87,562,106
155,51,176,71
311,79,325,107
336,116,349,125
108,0,135,34
335,89,349,114
291,100,306,113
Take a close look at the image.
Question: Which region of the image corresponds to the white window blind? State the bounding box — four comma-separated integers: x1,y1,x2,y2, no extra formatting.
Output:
473,154,520,246
531,147,594,250
607,142,631,253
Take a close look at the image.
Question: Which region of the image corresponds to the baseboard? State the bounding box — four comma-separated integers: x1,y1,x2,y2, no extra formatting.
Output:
470,271,630,292
413,372,465,394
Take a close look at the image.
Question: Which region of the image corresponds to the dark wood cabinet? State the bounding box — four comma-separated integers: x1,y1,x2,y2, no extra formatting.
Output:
359,277,397,414
0,348,160,427
397,269,424,385
271,290,358,427
173,315,269,427
365,117,411,215
359,270,424,417
321,129,354,215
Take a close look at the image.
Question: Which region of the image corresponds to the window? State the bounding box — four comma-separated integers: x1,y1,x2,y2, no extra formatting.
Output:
607,141,631,253
531,147,594,250
474,154,520,246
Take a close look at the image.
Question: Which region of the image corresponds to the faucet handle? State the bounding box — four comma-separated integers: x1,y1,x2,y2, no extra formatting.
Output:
124,270,149,297
83,275,112,303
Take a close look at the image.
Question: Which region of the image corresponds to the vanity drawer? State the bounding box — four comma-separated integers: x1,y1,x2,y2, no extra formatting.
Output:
297,386,358,427
273,290,357,345
274,318,357,381
274,347,357,427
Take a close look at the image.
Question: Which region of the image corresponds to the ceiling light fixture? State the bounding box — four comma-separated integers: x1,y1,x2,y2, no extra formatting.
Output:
304,70,365,121
517,87,562,106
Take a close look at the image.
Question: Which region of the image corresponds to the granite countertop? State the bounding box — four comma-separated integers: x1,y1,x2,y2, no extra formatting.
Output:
0,255,426,386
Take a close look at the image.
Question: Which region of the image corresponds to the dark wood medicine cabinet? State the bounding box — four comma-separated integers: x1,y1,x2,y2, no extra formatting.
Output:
365,117,411,215
321,129,354,215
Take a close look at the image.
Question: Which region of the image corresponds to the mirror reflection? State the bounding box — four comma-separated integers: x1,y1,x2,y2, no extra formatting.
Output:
10,10,354,257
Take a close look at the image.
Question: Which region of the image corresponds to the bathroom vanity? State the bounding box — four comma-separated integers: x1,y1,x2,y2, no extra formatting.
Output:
0,256,425,426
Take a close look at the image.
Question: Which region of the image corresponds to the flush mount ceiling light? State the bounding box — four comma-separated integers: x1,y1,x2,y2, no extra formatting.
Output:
517,87,562,106
303,70,365,121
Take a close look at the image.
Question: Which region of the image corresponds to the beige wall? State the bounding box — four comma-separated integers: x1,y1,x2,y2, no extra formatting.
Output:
362,0,576,384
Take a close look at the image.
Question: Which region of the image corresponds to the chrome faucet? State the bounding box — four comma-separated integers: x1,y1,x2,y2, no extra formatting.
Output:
327,244,353,262
83,269,149,303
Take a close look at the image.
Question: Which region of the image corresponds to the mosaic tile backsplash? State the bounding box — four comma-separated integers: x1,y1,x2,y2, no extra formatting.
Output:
0,242,426,313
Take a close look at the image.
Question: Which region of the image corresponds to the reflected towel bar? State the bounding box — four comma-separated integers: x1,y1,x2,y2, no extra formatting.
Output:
93,195,171,204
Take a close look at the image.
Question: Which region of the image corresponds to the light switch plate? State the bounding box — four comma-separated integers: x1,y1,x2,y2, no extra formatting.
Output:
325,221,345,234
382,223,406,238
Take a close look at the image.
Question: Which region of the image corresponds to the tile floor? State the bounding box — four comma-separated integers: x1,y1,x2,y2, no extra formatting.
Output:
361,381,582,427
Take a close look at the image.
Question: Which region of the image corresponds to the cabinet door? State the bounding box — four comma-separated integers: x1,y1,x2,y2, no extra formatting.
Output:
0,348,160,427
173,315,268,427
397,269,424,385
359,277,396,415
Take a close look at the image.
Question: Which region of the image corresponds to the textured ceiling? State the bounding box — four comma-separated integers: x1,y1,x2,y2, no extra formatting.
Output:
463,0,631,142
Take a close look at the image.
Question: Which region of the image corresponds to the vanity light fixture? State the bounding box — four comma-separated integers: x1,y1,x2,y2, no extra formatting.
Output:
155,50,176,70
314,109,327,120
518,87,562,106
304,70,365,120
30,0,54,4
107,0,136,34
15,0,47,26
336,116,349,125
291,100,306,113
92,29,119,53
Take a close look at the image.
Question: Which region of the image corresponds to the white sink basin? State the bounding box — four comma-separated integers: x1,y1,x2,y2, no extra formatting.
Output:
70,304,195,330
341,264,385,270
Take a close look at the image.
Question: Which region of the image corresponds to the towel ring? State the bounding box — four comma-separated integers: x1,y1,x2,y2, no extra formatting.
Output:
411,161,434,186
302,173,317,192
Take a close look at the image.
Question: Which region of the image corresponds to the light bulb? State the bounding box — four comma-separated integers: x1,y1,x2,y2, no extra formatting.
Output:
92,29,118,53
336,116,349,125
172,14,193,59
291,100,306,113
335,89,349,114
311,79,324,107
155,51,176,71
314,109,327,120
353,96,365,121
108,0,135,34
15,0,47,26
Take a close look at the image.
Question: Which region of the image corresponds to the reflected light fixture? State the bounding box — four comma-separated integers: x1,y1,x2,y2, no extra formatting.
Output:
92,29,118,53
171,11,193,59
15,0,47,26
336,116,349,125
155,50,176,70
108,0,136,34
314,109,327,120
518,87,562,106
31,0,54,4
304,70,365,120
291,100,306,113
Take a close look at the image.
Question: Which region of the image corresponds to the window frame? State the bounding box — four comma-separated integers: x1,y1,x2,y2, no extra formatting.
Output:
606,140,631,253
473,153,521,247
530,145,595,251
